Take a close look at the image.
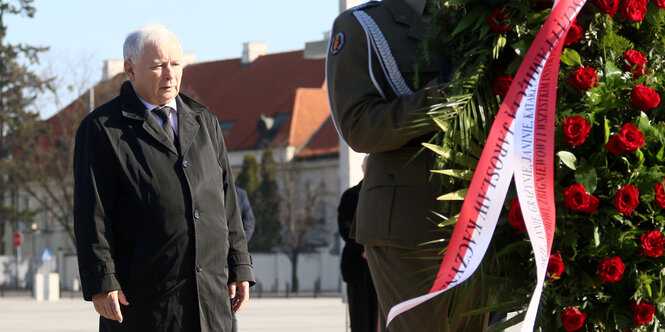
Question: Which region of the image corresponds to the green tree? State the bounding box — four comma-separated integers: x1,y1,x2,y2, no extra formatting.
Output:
235,153,259,201
248,149,282,252
0,0,51,254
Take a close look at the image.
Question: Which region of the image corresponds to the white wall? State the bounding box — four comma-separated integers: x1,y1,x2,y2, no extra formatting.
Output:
1,252,343,294
251,252,341,293
0,255,57,288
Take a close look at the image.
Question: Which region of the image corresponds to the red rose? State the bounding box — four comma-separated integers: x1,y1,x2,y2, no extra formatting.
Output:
563,183,599,214
623,50,648,77
508,198,527,233
631,300,656,325
563,115,591,146
606,136,623,155
547,251,565,280
561,307,587,331
614,185,640,215
640,230,665,257
621,0,649,22
597,256,626,283
493,74,513,98
631,85,661,111
605,123,645,155
568,67,599,91
488,8,512,33
564,22,583,46
592,0,620,16
654,0,665,9
654,182,665,209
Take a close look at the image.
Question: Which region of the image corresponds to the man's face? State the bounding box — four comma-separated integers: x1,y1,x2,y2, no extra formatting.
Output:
125,38,183,106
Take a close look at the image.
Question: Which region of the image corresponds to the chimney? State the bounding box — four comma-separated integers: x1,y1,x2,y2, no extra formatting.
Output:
304,32,331,60
340,0,364,13
242,42,268,65
304,1,361,59
102,59,125,81
101,52,197,82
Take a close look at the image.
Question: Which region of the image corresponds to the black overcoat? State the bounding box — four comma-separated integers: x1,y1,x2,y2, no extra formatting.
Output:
337,181,369,283
73,81,254,332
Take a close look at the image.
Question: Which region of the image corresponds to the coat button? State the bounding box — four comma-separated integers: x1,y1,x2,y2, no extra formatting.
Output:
388,174,395,180
183,160,189,168
195,264,203,272
194,209,200,219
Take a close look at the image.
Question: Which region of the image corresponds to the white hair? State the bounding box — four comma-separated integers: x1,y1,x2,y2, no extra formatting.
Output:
123,23,182,63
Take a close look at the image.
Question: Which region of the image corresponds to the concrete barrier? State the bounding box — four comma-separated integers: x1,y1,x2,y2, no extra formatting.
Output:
33,272,60,301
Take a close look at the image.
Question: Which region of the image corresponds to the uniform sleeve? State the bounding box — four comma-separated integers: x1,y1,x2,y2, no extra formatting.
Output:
326,12,440,153
73,116,122,301
214,118,255,286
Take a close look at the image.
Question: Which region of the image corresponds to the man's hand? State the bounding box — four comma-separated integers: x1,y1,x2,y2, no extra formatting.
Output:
228,281,250,313
92,290,129,323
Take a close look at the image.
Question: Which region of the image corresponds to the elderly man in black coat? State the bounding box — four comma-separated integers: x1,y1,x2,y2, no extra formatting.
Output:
73,23,254,332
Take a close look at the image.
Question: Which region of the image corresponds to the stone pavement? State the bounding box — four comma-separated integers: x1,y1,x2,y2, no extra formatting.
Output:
0,293,348,332
0,292,523,331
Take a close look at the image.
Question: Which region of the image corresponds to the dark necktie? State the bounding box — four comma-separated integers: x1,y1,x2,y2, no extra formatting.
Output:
153,106,175,143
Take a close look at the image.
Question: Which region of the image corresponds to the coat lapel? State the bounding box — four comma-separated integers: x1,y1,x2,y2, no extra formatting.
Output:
144,111,179,155
176,96,201,156
119,81,179,155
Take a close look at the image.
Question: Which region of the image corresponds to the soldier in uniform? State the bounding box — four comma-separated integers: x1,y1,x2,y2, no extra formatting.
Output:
326,0,488,331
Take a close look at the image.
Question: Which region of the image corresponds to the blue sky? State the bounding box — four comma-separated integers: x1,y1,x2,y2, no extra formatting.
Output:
5,0,339,118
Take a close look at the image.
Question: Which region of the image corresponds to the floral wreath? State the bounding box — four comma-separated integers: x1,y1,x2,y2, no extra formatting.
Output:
423,0,665,330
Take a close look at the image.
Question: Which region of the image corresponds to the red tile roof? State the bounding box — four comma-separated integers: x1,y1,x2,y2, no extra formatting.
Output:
180,50,330,152
283,87,331,148
296,116,340,159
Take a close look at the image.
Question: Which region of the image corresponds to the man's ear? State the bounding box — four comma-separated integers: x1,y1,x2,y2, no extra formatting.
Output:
124,60,135,81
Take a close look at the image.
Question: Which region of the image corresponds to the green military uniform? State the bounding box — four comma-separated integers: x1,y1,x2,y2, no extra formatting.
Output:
327,1,488,331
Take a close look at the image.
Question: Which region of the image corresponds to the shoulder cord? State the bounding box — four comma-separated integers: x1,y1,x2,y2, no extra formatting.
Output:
352,10,414,98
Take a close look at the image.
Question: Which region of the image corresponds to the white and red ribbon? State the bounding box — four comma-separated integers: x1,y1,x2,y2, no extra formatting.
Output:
387,1,587,331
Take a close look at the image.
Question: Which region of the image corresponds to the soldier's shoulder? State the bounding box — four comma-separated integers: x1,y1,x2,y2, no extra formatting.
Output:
348,1,381,12
335,1,382,23
329,1,383,56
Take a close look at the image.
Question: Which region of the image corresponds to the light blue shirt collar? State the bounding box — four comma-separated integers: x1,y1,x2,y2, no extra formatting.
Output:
137,96,178,113
137,96,179,136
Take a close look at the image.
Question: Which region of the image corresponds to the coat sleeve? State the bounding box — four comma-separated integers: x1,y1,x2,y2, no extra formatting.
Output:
73,115,122,301
212,117,255,286
238,189,256,243
337,186,357,243
326,12,440,153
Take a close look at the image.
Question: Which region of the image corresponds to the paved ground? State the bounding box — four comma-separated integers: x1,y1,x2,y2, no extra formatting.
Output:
0,293,348,332
0,291,522,331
